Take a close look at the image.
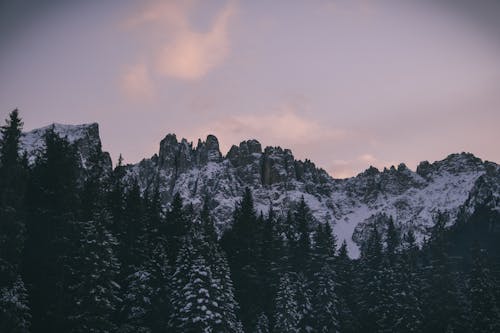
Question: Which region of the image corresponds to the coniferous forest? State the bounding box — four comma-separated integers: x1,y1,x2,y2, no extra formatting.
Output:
1,110,500,333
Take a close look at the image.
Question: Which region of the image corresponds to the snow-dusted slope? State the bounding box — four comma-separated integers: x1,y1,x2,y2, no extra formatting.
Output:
16,124,500,258
19,122,112,177
126,134,500,258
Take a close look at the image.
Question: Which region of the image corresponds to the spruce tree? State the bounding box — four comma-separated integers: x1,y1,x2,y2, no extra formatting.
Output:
376,218,400,332
23,128,80,332
221,188,262,330
0,275,31,333
0,109,31,332
260,206,283,320
253,312,270,333
422,212,462,332
294,272,314,332
170,239,236,332
274,273,300,333
469,243,500,333
335,241,357,333
291,197,313,274
66,212,121,333
356,223,384,332
394,230,423,333
312,263,339,333
165,193,188,265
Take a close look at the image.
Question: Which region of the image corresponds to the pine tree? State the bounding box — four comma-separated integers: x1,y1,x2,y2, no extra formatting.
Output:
335,241,357,333
294,272,314,332
0,109,27,266
0,275,31,333
253,312,270,333
0,109,31,332
211,247,244,333
312,263,339,333
376,217,401,332
23,128,80,332
311,222,336,274
221,188,262,330
393,230,423,333
109,154,126,239
66,212,121,333
469,243,500,333
291,197,313,274
170,241,221,332
422,212,462,332
274,273,300,333
260,206,284,320
356,223,384,332
165,193,188,265
201,197,217,244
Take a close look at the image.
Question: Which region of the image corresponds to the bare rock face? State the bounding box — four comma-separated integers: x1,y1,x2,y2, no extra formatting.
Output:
158,133,223,175
261,147,295,186
227,140,263,186
196,135,222,165
19,123,112,181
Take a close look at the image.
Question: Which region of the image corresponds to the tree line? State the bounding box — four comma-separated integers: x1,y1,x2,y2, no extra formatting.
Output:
1,110,499,332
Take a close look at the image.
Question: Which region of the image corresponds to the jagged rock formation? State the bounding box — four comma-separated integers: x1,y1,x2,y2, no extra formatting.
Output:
18,123,112,183
17,123,500,257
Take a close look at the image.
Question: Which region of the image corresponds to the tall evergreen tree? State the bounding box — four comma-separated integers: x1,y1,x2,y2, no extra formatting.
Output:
376,217,401,332
170,235,243,333
221,188,262,330
291,197,313,274
260,206,284,320
422,212,463,333
66,213,121,333
253,312,270,333
23,128,80,332
312,263,339,333
274,273,300,333
356,223,384,332
0,109,31,332
335,241,357,333
165,193,188,265
393,230,423,333
469,243,500,333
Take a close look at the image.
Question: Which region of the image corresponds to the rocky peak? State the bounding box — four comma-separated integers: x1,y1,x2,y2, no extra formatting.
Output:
261,146,296,186
417,152,484,177
157,133,195,173
19,122,112,180
439,152,484,174
226,140,262,167
195,135,222,164
158,133,179,169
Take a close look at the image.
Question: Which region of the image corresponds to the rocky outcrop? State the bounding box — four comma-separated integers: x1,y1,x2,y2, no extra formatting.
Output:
19,123,112,180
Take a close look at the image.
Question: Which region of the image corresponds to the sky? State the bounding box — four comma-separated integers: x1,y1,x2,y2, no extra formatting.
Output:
1,0,499,178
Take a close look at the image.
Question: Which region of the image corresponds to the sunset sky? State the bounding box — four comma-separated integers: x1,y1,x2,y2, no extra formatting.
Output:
1,0,499,178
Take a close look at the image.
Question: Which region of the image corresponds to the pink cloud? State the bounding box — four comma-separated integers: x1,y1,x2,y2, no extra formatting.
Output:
155,1,235,80
120,63,155,101
123,0,236,81
189,102,347,153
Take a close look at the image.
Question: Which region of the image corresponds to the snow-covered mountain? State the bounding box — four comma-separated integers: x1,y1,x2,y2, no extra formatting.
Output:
19,123,500,257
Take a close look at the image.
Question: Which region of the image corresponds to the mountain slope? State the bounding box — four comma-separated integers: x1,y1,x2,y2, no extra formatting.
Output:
18,123,500,257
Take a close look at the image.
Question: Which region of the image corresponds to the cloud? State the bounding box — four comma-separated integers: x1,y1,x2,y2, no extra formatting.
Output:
124,0,236,81
155,1,235,80
123,1,194,29
327,153,399,179
191,103,347,153
120,63,155,100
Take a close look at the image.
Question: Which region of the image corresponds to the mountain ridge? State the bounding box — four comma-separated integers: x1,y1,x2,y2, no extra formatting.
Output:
16,122,500,257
